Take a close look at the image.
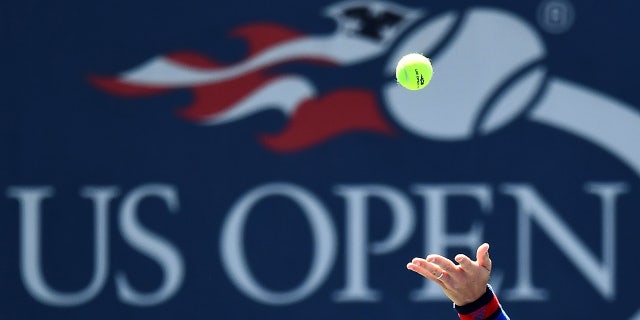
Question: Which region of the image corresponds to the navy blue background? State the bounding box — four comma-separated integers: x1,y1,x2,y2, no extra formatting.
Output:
2,0,640,319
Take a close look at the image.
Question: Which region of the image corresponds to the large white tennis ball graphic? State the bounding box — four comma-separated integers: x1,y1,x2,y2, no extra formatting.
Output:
383,8,547,140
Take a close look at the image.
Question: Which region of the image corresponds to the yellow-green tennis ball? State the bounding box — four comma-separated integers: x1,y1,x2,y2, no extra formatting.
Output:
395,53,433,90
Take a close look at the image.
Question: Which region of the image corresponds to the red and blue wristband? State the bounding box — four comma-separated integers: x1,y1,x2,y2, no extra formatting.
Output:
454,285,507,320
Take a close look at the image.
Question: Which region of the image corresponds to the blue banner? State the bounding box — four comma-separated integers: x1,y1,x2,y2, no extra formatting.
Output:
2,0,640,319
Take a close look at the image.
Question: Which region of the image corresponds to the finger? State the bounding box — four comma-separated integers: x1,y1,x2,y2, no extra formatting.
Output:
426,254,457,272
454,254,474,270
406,262,436,280
407,260,446,282
476,243,492,271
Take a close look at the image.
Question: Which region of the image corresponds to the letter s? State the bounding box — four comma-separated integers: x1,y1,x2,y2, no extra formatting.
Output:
115,184,184,306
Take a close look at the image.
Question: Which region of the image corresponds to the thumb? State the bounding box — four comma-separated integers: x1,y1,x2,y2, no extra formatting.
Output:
476,243,492,272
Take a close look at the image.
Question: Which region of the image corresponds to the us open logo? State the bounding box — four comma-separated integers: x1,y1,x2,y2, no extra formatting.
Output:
90,1,640,181
8,1,623,319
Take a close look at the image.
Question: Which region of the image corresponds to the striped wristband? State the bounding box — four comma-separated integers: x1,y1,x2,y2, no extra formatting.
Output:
454,285,502,320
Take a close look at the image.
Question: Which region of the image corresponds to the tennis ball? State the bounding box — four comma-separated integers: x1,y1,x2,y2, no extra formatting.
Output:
395,53,433,90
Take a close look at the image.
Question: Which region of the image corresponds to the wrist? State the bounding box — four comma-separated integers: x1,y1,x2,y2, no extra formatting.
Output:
454,285,501,320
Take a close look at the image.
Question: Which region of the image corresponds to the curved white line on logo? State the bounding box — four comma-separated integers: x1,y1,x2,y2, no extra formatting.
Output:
120,35,383,86
530,78,640,177
198,76,316,125
480,66,546,134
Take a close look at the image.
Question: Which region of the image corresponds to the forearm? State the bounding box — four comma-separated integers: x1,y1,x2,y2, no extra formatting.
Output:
454,285,510,320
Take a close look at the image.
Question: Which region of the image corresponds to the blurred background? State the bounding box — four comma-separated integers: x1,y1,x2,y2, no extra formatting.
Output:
1,0,639,319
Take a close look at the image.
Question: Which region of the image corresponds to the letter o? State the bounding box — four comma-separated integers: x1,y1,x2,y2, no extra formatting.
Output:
220,183,337,305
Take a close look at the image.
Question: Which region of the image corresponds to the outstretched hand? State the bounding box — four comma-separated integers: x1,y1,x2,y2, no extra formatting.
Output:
406,243,492,306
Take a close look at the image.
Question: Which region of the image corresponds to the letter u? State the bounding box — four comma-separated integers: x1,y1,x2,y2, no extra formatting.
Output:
7,187,117,306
